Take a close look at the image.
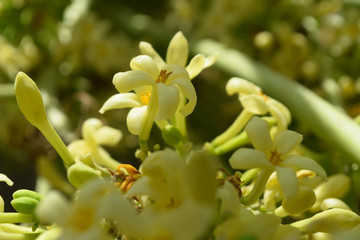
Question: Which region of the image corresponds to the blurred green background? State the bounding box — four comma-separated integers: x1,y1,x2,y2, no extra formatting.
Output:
1,0,360,211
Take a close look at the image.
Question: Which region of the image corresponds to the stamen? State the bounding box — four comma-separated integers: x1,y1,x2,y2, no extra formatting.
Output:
156,69,172,84
269,149,283,166
140,90,151,105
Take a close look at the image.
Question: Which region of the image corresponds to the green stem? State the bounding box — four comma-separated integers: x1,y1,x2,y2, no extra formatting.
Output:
195,39,360,165
242,169,272,205
40,121,74,167
0,213,34,223
241,168,261,186
173,95,187,137
213,130,250,155
0,232,40,240
211,109,253,148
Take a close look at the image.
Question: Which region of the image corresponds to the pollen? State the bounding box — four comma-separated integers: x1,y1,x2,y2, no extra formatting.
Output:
156,69,172,84
140,90,151,105
269,149,283,166
259,90,269,101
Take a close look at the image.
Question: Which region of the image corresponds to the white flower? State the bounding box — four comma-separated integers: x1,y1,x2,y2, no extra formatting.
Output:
139,31,216,80
67,118,122,170
229,116,326,202
226,77,291,130
99,55,196,135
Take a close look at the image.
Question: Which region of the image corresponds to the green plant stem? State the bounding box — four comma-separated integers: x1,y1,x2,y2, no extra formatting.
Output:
173,95,187,137
0,232,40,240
195,39,360,165
211,109,253,148
213,130,250,155
241,168,261,186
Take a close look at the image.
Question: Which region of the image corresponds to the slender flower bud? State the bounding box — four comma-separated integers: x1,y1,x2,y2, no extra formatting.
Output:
291,208,360,233
14,72,74,167
11,197,39,214
12,189,42,201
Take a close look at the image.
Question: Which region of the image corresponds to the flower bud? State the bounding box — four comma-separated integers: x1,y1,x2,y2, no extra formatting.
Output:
281,186,316,215
291,208,360,233
11,196,39,214
12,189,42,201
161,125,184,147
14,72,48,128
67,162,100,189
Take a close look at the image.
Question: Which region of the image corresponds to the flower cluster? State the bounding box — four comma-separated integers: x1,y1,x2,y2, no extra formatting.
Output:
1,31,359,240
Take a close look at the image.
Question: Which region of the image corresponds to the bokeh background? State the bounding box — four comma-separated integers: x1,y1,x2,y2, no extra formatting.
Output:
1,0,360,212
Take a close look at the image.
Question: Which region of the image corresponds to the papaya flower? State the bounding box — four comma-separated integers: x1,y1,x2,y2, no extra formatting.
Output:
229,116,326,205
139,31,217,80
212,77,291,147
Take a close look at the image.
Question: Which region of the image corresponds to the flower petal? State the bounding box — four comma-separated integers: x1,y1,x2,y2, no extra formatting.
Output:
283,155,327,178
130,55,159,79
185,54,205,80
166,31,188,66
225,77,261,96
229,148,273,170
126,106,147,135
113,71,156,93
99,93,141,114
275,166,299,200
268,98,291,129
94,126,122,146
156,83,180,120
170,77,196,116
273,130,302,155
240,95,269,114
139,41,166,69
0,173,13,186
164,64,190,82
245,116,273,155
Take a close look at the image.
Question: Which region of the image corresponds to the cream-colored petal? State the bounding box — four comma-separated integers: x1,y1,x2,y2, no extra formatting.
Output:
170,78,196,116
112,71,156,93
166,31,188,66
186,54,205,80
126,106,147,135
273,130,302,155
229,148,273,170
156,83,180,120
99,93,142,114
245,116,273,155
139,41,166,69
268,99,291,128
283,155,326,178
240,95,269,114
275,166,299,200
225,77,262,96
0,173,13,186
164,64,190,82
94,126,122,146
130,55,159,79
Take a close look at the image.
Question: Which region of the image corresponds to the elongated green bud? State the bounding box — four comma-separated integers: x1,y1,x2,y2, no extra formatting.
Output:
67,162,101,189
14,72,48,128
291,208,360,233
12,189,42,201
11,197,39,214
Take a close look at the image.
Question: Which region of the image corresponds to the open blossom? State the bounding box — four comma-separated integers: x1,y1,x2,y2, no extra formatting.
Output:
229,116,326,202
226,77,291,130
139,31,216,80
99,55,196,135
67,118,122,170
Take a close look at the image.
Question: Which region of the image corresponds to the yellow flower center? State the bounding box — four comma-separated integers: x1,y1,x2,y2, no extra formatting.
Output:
259,90,269,101
140,90,151,105
269,149,283,166
71,206,95,232
156,69,172,84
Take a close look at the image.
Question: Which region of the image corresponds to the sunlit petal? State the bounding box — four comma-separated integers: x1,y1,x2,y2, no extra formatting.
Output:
166,31,188,66
240,95,269,114
99,93,141,114
273,130,302,154
170,78,196,116
245,116,273,154
113,71,156,93
225,77,261,96
186,54,205,80
130,55,159,79
164,64,190,82
94,126,122,146
275,166,299,200
229,148,273,170
126,106,147,135
283,155,326,178
139,41,166,69
268,99,291,130
156,83,180,120
0,173,13,186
